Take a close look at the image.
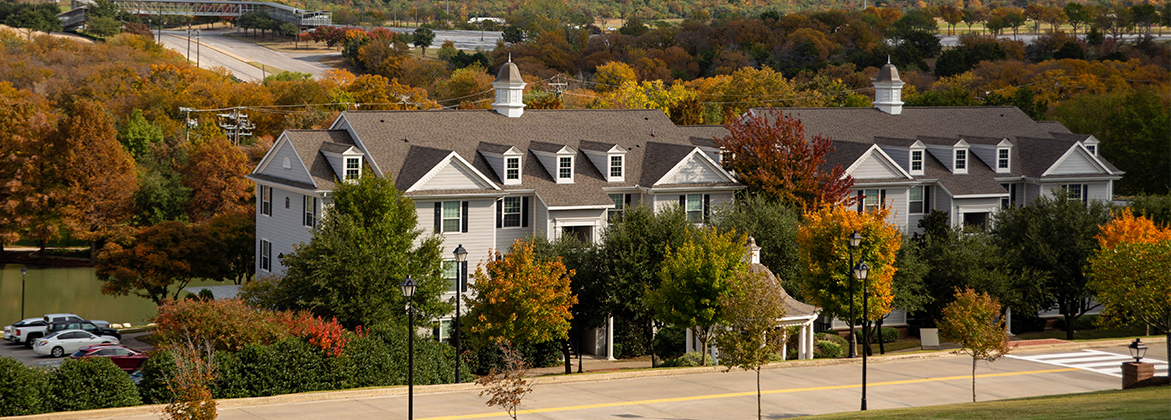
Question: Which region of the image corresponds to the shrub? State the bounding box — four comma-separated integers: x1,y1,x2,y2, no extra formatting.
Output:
1053,315,1099,331
46,358,142,412
153,298,287,352
213,337,334,398
137,349,177,404
659,351,712,367
815,332,849,349
333,336,396,389
852,327,899,344
652,326,686,361
814,341,842,359
1009,315,1048,335
0,356,48,416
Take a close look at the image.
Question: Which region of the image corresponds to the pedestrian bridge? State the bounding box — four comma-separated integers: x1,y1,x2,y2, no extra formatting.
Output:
60,0,331,30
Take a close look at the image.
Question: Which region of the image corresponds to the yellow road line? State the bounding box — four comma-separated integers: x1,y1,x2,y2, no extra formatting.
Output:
421,368,1078,420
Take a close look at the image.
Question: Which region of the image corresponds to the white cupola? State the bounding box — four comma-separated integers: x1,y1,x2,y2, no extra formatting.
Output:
492,56,527,118
872,59,905,115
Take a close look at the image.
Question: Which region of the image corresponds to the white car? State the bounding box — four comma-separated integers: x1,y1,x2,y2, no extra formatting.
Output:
33,330,119,358
4,318,43,342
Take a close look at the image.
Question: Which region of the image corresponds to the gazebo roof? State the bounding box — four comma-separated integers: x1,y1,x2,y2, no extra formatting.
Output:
749,263,819,318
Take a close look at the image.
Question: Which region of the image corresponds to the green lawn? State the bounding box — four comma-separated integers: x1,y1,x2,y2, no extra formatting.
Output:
1016,327,1152,341
797,387,1170,420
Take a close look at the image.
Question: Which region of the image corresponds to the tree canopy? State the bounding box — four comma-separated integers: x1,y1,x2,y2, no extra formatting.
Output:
938,288,1011,403
465,240,577,348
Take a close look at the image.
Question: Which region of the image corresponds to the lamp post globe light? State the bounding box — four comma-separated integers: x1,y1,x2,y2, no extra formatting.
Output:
854,260,870,411
1128,338,1147,363
453,244,468,384
847,231,863,358
400,275,417,420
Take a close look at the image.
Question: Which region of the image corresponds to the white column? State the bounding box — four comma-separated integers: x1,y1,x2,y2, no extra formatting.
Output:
804,323,814,360
685,328,694,354
1006,308,1015,336
606,316,615,360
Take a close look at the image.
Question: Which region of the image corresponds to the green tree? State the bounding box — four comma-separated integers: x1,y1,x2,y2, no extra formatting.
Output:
413,25,436,56
991,191,1111,340
205,209,255,285
599,205,692,360
133,146,192,225
937,288,1011,403
1054,88,1170,195
86,16,121,37
119,109,163,159
1089,238,1170,361
711,194,801,287
648,228,748,366
714,269,786,420
273,174,448,329
529,235,607,374
465,240,577,355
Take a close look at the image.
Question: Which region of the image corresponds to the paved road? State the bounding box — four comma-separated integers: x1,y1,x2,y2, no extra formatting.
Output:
938,32,1171,46
105,342,1163,420
158,29,336,81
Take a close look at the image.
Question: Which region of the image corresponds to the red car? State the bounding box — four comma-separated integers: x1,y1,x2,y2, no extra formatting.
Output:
70,344,149,372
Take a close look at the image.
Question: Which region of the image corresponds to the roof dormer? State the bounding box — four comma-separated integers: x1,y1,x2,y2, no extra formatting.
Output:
952,140,970,175
909,140,926,176
995,138,1012,174
1082,136,1099,156
480,144,524,185
532,144,576,184
582,143,627,183
321,142,365,183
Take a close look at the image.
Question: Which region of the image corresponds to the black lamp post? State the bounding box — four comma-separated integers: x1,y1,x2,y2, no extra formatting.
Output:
1128,338,1148,363
854,260,870,411
400,275,417,420
847,231,863,358
453,244,468,384
20,266,27,319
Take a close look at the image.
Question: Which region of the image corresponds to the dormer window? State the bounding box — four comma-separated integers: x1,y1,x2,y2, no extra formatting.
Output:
345,157,361,180
559,157,572,179
954,149,967,174
610,155,623,178
1085,144,1096,155
910,150,923,174
997,148,1010,172
506,157,520,181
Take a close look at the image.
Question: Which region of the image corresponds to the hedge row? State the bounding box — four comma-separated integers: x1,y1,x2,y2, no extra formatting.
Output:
0,357,141,416
140,324,464,403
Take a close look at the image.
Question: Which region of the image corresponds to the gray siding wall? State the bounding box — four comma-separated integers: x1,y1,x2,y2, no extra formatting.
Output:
414,199,497,266
851,154,902,179
256,186,315,277
259,142,316,185
1048,151,1098,175
1039,181,1111,202
535,197,550,240
417,162,491,190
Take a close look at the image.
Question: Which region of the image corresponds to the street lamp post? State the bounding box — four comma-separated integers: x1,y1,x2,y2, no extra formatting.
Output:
847,231,863,358
453,244,468,384
854,261,870,411
20,266,27,319
195,29,201,68
186,29,192,62
1128,338,1148,363
400,275,417,420
293,9,300,50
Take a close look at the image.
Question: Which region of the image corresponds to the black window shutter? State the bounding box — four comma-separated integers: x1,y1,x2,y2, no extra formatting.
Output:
434,202,441,232
679,195,686,208
856,191,864,212
880,189,887,209
703,194,711,222
302,195,307,225
624,194,632,205
522,196,530,227
1082,184,1089,204
496,199,502,228
462,201,469,233
924,186,932,212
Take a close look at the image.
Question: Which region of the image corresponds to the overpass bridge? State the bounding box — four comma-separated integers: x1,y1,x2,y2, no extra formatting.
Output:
60,0,331,30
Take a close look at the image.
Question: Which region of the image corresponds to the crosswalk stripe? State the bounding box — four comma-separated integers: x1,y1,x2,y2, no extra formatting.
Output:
1006,349,1168,378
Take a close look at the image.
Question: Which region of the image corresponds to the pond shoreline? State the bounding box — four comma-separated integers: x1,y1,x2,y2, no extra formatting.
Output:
0,249,95,267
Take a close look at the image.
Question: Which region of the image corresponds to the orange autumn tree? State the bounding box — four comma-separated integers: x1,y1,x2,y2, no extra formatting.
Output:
937,288,1011,403
1095,210,1171,250
465,240,577,362
715,108,855,211
181,135,253,223
795,204,901,352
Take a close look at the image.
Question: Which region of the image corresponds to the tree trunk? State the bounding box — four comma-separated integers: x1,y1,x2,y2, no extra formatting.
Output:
37,239,46,263
1064,312,1075,340
877,316,886,355
971,356,977,402
756,367,762,420
648,321,657,368
563,339,572,375
576,331,583,373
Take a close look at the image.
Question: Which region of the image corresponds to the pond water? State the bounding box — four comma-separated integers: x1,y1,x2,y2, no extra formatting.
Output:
0,264,223,326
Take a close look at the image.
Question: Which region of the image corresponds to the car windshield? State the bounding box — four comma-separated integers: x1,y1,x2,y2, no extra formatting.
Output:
71,349,89,357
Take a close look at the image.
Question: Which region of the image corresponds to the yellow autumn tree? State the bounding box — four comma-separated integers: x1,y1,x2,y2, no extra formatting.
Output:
795,204,901,351
603,80,697,119
465,240,578,348
594,61,638,92
1095,210,1171,250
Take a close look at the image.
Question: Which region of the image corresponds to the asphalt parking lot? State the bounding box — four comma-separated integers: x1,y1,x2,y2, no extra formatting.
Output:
1,331,154,368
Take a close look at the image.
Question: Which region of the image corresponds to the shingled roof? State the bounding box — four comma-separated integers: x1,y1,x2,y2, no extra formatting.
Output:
283,130,356,191
335,109,735,207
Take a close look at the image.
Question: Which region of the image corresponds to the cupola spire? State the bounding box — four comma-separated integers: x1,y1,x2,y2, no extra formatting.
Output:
492,57,526,118
872,61,905,115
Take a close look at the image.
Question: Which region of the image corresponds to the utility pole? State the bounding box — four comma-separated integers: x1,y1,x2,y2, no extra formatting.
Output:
196,29,201,67
186,29,192,62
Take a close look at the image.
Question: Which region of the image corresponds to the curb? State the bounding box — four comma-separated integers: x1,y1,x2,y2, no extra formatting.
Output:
14,336,1164,419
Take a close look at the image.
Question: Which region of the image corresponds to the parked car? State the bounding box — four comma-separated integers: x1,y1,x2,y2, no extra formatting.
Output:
13,314,84,347
48,321,121,340
5,318,43,342
70,344,148,371
32,330,119,358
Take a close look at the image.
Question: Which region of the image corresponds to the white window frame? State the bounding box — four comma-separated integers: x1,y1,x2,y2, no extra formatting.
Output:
685,194,704,223
1085,144,1096,155
863,189,881,212
997,148,1010,172
908,186,925,214
505,157,520,181
502,196,521,228
609,155,623,178
558,156,572,180
441,201,462,233
303,195,317,227
260,240,271,272
443,260,459,292
954,149,967,173
910,150,923,174
345,157,361,180
260,186,272,216
608,193,625,222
